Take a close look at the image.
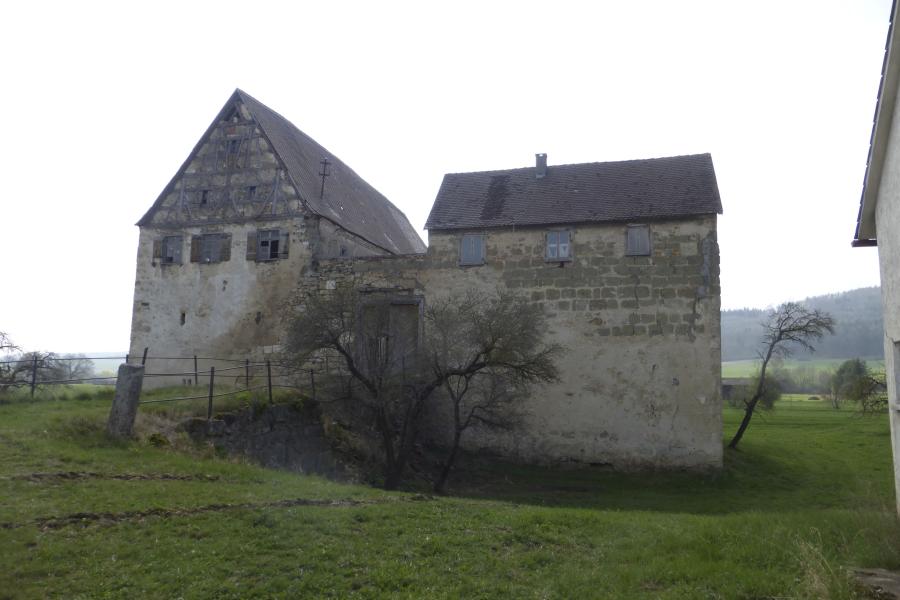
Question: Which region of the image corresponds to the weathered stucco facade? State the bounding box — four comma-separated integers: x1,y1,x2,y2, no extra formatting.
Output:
131,89,723,470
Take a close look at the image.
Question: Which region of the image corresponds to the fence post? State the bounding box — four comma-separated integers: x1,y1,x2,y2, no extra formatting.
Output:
309,369,316,401
141,347,149,365
194,355,199,386
266,360,273,405
29,356,38,398
207,366,215,420
245,359,250,390
106,364,145,439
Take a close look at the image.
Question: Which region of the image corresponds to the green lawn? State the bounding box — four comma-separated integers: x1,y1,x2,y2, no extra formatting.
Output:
0,392,898,598
722,357,885,378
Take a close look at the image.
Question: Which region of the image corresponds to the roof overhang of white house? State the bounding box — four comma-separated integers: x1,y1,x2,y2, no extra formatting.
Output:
855,0,900,247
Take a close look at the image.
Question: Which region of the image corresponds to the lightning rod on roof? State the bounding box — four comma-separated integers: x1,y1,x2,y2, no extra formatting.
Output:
319,157,331,199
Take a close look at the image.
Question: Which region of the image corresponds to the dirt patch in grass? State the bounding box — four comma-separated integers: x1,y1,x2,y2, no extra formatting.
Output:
4,471,222,483
2,496,383,531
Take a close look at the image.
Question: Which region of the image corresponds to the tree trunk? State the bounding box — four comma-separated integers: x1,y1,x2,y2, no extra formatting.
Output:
727,395,759,449
433,431,462,494
728,350,772,450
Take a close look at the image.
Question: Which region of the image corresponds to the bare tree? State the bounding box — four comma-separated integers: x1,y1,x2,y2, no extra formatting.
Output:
0,332,17,356
49,354,95,382
286,284,561,490
728,302,834,449
426,292,561,493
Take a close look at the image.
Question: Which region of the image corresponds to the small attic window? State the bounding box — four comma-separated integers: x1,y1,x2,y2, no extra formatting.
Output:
459,234,485,266
625,225,651,256
199,190,209,206
246,186,257,202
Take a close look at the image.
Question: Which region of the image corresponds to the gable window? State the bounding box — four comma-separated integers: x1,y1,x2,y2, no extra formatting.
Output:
190,233,231,264
246,185,257,202
152,235,183,265
225,138,242,168
246,230,290,261
459,234,485,265
546,230,571,261
625,225,651,256
199,190,209,206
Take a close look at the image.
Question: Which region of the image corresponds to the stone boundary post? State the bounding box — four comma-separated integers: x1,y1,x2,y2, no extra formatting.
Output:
107,364,145,439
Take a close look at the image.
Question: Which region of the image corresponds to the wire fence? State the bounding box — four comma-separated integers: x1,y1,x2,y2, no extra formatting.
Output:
0,348,318,419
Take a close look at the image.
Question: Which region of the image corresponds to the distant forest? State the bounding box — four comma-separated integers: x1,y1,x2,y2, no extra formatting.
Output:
722,287,884,361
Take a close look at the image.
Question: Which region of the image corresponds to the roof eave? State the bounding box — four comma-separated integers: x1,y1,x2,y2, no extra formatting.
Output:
854,0,900,246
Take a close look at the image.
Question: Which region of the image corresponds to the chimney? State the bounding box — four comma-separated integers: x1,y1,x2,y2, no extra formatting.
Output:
535,153,547,179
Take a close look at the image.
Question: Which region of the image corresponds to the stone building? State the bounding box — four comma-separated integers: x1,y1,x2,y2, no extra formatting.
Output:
130,89,724,469
853,0,900,514
130,89,425,381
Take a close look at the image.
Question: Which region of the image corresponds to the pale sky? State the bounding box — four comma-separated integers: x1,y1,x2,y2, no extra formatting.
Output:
0,0,890,352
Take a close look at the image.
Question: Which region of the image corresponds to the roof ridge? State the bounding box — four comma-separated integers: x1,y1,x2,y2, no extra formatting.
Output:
442,153,713,177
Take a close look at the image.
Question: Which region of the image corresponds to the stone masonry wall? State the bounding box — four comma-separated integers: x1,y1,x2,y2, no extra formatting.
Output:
289,216,722,470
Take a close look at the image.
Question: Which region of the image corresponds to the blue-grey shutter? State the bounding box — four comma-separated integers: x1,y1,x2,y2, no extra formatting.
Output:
172,236,183,264
626,226,650,256
279,231,289,258
246,231,257,261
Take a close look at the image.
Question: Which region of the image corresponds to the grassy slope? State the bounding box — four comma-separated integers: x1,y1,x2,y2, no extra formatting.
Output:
0,394,898,599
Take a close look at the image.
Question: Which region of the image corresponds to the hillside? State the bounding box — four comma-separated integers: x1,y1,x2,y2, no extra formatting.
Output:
722,287,883,361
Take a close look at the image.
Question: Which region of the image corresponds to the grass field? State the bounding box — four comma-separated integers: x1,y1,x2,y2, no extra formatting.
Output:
0,391,898,598
722,357,885,378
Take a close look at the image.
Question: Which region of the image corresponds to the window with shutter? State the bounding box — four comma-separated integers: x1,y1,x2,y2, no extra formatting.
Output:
161,235,183,264
246,232,257,261
546,230,572,261
459,234,485,265
279,231,289,258
625,225,651,256
196,233,231,263
253,229,289,261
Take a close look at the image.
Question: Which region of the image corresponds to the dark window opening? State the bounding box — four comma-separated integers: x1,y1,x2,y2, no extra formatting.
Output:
180,312,186,326
199,190,209,206
161,235,183,264
246,185,257,202
193,233,231,264
257,229,281,260
360,300,421,372
339,245,349,257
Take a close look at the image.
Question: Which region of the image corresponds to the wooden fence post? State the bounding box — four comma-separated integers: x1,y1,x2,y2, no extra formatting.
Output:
141,347,149,365
245,359,250,390
266,360,273,405
207,366,215,420
194,355,199,386
309,369,316,401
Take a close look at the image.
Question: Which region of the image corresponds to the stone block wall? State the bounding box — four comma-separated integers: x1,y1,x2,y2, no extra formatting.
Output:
290,215,723,469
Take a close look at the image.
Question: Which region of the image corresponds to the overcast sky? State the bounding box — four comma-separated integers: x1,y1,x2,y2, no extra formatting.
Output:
0,0,891,352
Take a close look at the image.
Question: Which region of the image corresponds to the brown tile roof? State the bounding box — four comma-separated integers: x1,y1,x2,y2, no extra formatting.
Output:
139,90,425,255
424,153,722,230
